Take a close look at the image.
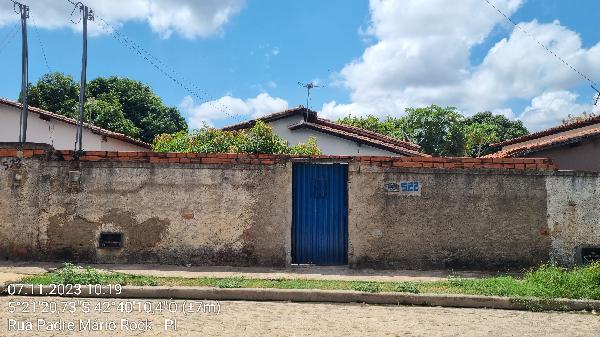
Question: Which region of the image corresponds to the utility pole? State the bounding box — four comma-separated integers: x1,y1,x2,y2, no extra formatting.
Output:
72,2,94,153
13,1,29,143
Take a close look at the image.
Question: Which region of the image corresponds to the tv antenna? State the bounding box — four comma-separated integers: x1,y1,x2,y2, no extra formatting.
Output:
298,81,322,109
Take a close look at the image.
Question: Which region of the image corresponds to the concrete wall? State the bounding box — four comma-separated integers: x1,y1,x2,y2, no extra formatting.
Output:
348,165,550,269
269,116,400,157
0,104,147,152
546,173,600,266
0,157,291,266
0,149,597,270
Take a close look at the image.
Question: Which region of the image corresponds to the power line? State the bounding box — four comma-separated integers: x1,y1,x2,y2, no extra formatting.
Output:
88,9,243,123
0,23,19,55
29,15,52,73
482,0,600,101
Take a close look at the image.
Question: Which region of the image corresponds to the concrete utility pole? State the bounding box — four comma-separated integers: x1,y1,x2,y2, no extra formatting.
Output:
14,1,29,143
74,3,94,152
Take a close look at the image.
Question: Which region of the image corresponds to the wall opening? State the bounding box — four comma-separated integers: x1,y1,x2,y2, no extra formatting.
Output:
98,233,123,249
580,247,600,264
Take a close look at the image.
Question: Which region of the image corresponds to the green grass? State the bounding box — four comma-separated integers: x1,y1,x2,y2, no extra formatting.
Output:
20,262,600,301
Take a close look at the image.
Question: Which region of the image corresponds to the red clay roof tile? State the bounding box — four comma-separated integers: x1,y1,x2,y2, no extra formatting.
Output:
485,127,600,158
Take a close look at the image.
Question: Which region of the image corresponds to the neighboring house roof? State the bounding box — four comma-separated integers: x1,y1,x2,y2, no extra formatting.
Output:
221,107,426,156
222,107,309,131
0,98,151,149
491,114,600,148
486,123,600,159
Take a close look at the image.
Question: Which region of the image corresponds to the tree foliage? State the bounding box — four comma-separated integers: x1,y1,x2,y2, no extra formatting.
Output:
27,73,79,118
338,106,529,157
84,96,141,138
87,76,187,142
24,72,187,142
152,121,321,155
339,105,465,156
403,105,465,156
462,112,529,156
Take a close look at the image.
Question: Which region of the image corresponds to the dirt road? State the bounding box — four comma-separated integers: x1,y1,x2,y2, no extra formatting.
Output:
1,296,598,336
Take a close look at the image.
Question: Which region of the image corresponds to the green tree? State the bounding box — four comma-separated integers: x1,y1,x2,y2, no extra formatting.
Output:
88,77,187,143
25,73,188,143
26,72,79,118
464,123,498,157
402,105,466,156
462,112,529,156
338,106,466,156
85,96,140,138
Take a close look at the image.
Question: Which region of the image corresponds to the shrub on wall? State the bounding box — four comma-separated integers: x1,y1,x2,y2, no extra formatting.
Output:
152,121,322,155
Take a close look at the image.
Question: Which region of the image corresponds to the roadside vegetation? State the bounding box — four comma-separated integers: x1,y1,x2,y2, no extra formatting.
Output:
20,262,600,301
152,120,321,155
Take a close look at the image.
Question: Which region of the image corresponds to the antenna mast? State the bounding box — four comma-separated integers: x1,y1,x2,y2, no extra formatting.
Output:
298,81,321,109
71,1,94,152
13,1,29,143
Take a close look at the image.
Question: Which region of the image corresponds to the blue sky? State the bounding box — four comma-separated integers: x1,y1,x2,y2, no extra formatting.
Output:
0,0,599,131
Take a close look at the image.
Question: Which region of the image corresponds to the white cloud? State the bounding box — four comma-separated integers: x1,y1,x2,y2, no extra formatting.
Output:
321,0,600,131
181,93,289,129
518,91,599,131
0,0,245,39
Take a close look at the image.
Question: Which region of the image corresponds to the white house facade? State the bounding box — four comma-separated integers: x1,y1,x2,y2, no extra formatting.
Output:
0,98,150,152
223,107,425,157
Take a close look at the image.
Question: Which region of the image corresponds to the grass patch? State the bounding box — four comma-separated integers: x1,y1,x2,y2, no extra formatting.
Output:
351,281,381,293
20,262,600,300
215,277,245,288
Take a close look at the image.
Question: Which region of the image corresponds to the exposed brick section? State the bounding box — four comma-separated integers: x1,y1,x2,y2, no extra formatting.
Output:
0,146,557,171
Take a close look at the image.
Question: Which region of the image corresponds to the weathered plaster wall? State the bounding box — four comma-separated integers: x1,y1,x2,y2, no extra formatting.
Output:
0,158,291,266
2,148,598,269
546,173,600,266
348,165,551,269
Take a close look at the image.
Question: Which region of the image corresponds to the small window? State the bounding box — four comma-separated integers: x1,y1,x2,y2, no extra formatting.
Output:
99,233,123,249
581,247,600,264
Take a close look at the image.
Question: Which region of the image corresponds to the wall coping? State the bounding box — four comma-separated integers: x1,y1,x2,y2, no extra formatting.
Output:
0,143,557,171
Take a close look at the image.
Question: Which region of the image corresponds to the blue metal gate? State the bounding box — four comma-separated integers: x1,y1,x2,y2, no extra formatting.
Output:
292,163,348,265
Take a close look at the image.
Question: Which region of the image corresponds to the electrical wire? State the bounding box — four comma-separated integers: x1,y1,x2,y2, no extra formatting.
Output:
29,14,52,73
482,0,600,99
92,12,242,123
0,23,19,56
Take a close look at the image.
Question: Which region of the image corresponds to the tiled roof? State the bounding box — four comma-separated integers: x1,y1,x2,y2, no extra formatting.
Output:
0,98,151,149
492,114,600,148
221,107,308,131
221,107,425,156
485,126,600,158
288,121,427,156
314,118,421,151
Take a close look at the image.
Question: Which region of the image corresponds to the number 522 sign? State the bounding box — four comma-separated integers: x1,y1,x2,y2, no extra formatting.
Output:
384,181,421,196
